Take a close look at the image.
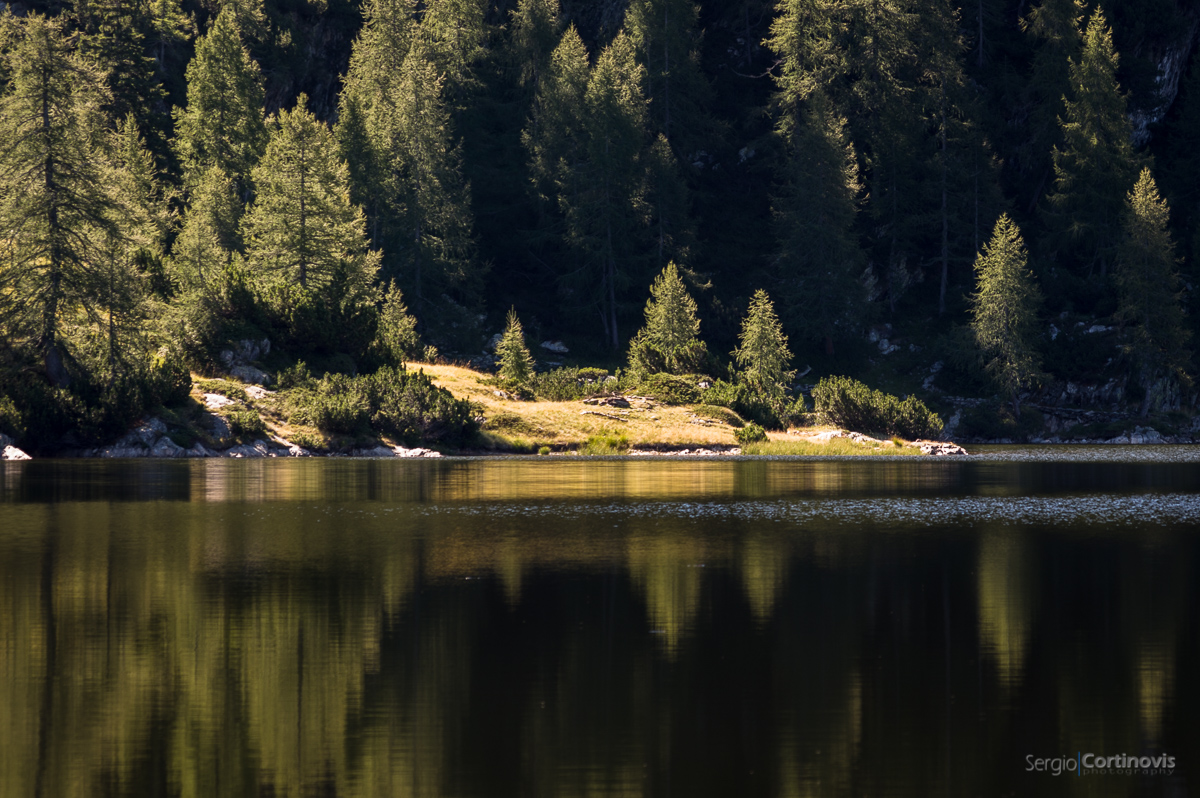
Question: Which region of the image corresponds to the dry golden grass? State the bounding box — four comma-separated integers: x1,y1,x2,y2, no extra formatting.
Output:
408,361,757,449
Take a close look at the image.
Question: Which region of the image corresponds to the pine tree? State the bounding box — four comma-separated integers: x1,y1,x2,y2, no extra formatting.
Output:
170,166,242,292
971,214,1043,417
1115,168,1191,416
524,25,590,206
371,281,424,365
338,0,480,328
563,31,651,349
627,261,707,375
173,7,267,191
508,0,562,91
496,307,535,385
0,14,116,387
418,0,489,85
1019,0,1082,208
1044,7,1142,278
243,96,379,304
733,289,795,402
626,0,710,152
772,91,865,355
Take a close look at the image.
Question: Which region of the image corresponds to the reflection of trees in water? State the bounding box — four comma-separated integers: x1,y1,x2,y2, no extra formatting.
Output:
0,498,1195,796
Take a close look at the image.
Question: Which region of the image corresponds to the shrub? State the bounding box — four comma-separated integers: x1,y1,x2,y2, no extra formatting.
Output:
636,373,701,405
290,431,324,451
529,366,610,401
580,432,630,455
363,366,479,445
811,376,943,440
701,379,783,430
735,422,768,444
195,378,251,403
148,346,193,406
692,404,745,427
0,395,25,440
275,360,314,390
538,446,551,455
309,373,371,434
226,409,267,437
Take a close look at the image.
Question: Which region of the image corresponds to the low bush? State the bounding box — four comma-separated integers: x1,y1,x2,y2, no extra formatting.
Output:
286,366,478,444
701,379,784,430
0,395,24,440
811,376,943,440
735,422,767,444
195,378,250,403
226,409,267,437
529,367,611,402
580,432,630,455
275,360,314,390
636,373,702,405
692,404,745,427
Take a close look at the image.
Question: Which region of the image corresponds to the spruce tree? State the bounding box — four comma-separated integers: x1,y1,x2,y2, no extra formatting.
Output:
971,215,1043,417
1019,0,1082,208
173,7,267,192
496,308,535,385
338,1,480,329
508,0,562,92
772,92,865,355
1044,7,1141,278
628,262,707,375
524,25,590,207
0,14,116,386
733,290,795,402
565,31,651,349
626,0,710,152
242,96,379,304
1115,168,1191,416
170,166,242,292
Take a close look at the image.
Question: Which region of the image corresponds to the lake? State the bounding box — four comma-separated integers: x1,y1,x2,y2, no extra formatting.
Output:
1,450,1197,797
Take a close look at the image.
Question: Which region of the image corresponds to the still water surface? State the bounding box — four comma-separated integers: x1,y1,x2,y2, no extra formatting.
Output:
1,451,1197,797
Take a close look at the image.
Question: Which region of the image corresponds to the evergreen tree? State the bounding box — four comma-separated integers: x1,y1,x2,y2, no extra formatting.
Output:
173,6,267,191
170,166,242,292
242,96,379,306
772,92,865,355
418,0,489,86
1115,168,1190,416
0,14,116,387
1019,0,1083,209
626,0,710,153
971,214,1043,417
628,261,707,375
1044,7,1142,278
338,0,480,332
496,307,535,385
733,289,795,402
563,31,651,349
371,281,424,365
524,24,590,208
110,115,172,299
508,0,562,92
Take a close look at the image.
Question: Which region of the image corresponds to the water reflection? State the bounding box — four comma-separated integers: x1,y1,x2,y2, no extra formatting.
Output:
0,457,1196,797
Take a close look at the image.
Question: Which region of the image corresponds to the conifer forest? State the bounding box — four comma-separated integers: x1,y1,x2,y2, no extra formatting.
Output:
2,0,1200,449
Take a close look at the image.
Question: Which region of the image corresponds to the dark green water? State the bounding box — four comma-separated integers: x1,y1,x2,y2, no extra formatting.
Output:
1,451,1198,797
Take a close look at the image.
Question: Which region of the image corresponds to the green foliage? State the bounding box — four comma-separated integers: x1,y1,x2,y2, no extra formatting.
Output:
579,432,630,455
538,445,551,455
970,215,1043,415
733,290,795,403
771,91,865,352
628,262,709,376
287,366,478,444
528,366,610,401
1044,8,1142,279
735,422,767,444
1114,169,1191,414
371,282,423,366
194,378,250,403
173,7,267,190
497,308,536,386
225,408,266,437
700,379,786,431
274,360,314,390
244,96,381,355
636,373,701,405
812,376,944,440
0,395,25,440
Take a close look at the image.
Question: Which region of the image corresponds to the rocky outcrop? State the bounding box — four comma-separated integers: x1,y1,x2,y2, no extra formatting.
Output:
350,445,442,458
1,433,31,461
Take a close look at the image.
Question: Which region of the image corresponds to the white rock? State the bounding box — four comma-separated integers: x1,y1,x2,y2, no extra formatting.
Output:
2,445,31,460
230,365,271,385
186,443,214,458
540,340,569,354
204,393,235,409
244,385,273,400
